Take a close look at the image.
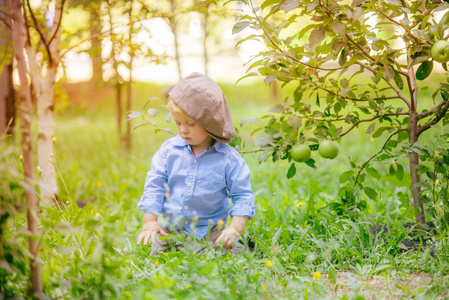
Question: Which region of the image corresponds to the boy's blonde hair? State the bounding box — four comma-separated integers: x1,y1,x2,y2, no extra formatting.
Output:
166,96,186,115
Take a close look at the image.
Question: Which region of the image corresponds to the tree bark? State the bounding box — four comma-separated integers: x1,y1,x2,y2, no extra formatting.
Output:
34,0,64,205
116,82,123,144
106,0,123,147
408,111,426,224
11,0,43,295
170,0,182,80
0,0,15,137
407,59,426,224
203,4,209,77
124,0,134,153
89,2,103,85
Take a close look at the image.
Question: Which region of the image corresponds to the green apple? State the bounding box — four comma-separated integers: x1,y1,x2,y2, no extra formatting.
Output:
318,140,339,159
291,144,311,162
431,40,449,63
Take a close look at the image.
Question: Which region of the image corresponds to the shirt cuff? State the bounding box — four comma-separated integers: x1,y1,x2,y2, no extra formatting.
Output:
229,199,256,220
136,197,163,214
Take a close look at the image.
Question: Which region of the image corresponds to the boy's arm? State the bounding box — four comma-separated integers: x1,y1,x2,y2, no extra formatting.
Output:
215,216,249,249
136,212,168,246
229,215,249,235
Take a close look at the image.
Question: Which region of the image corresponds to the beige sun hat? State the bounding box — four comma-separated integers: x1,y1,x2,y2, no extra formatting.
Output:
168,72,236,144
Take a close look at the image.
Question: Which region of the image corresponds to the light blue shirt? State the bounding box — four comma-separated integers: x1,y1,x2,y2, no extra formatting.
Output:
137,135,256,238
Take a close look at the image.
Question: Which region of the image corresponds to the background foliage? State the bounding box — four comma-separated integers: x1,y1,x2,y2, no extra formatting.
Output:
1,82,449,299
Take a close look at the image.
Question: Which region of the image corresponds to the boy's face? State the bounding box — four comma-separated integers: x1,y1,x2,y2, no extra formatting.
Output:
172,110,214,150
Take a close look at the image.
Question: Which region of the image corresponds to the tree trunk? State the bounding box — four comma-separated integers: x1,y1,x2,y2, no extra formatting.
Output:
89,2,103,85
272,80,278,102
35,0,64,205
37,68,58,204
409,111,426,224
11,0,43,295
406,41,426,225
116,82,123,144
106,0,123,148
0,0,15,137
170,0,182,80
203,4,209,77
124,0,134,153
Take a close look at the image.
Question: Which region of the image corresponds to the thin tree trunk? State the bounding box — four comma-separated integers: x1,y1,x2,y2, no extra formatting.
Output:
409,111,426,224
37,68,58,204
0,0,15,137
11,0,43,295
170,0,182,80
407,59,426,224
36,0,63,205
125,0,134,153
203,4,209,77
89,2,103,85
272,80,278,102
106,0,123,147
116,82,122,144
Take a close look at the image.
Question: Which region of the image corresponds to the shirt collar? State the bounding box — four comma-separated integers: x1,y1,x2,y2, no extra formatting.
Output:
172,134,227,153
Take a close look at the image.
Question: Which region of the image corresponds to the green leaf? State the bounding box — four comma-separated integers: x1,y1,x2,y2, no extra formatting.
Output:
332,20,346,37
261,0,283,10
416,61,433,81
339,170,354,183
235,34,260,48
236,72,258,84
328,267,337,285
287,163,296,179
232,21,252,35
309,27,326,48
366,123,375,134
272,225,283,246
338,49,347,66
305,158,317,168
438,10,449,39
364,187,378,200
396,164,404,180
272,256,285,274
279,0,299,13
393,69,404,90
366,167,381,180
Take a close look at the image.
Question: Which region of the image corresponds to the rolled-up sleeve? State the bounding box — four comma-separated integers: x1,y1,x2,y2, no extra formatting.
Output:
226,153,256,219
137,145,168,214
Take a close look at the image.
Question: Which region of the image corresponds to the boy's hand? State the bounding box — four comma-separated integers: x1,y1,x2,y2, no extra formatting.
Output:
136,221,168,246
215,227,240,249
215,216,249,249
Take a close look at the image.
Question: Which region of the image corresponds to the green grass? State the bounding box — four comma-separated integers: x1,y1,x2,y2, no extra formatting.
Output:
1,81,449,299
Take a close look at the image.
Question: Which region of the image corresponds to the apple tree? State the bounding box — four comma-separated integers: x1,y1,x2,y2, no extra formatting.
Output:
232,0,449,224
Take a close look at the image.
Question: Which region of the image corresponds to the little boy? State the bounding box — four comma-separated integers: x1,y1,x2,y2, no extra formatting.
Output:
136,72,256,255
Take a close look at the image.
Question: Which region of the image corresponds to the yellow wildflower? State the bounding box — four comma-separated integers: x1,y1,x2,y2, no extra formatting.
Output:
153,262,159,267
313,272,322,280
52,136,56,142
261,283,269,292
185,285,191,289
296,202,304,207
218,219,225,227
436,179,439,185
265,260,274,267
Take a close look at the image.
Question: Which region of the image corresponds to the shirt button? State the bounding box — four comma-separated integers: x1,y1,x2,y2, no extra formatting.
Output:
193,159,197,163
185,221,188,225
187,182,192,187
184,206,188,210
